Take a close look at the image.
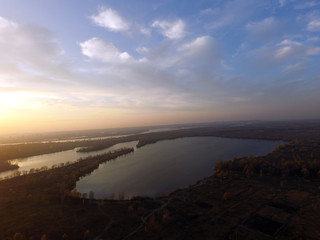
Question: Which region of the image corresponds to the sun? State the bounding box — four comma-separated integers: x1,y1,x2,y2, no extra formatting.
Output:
0,91,47,134
0,91,44,112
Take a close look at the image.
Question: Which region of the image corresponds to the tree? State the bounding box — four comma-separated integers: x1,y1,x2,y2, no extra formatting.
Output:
118,192,125,200
89,190,94,199
301,167,309,176
13,233,25,240
128,205,134,212
83,229,90,239
223,192,231,201
72,188,78,197
147,213,162,232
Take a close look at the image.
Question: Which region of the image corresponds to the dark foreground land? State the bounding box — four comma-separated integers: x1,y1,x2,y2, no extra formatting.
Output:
1,120,320,239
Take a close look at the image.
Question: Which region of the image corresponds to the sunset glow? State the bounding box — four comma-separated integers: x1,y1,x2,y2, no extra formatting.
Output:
0,0,320,134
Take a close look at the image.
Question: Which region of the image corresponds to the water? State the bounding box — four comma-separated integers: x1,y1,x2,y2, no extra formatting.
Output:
76,137,283,199
0,141,138,179
0,134,131,146
0,125,187,146
46,126,189,143
140,127,190,134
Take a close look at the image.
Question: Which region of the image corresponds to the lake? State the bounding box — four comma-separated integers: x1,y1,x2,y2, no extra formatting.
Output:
76,137,283,200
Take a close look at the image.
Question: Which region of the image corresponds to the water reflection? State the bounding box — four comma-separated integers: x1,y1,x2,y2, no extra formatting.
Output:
76,137,283,200
0,134,131,146
0,126,188,146
0,141,138,180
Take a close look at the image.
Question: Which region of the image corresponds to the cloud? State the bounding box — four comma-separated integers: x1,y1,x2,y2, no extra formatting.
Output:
208,0,264,29
256,39,304,61
178,36,221,62
272,38,320,59
134,35,222,73
1,1,320,133
135,47,149,55
179,36,212,53
151,19,186,39
0,20,60,63
284,62,304,72
277,39,302,46
200,8,215,15
0,16,17,29
294,1,320,9
77,34,226,112
0,15,107,113
139,26,151,36
307,19,320,32
269,39,309,59
306,47,320,55
274,46,294,59
240,36,320,80
232,42,248,58
0,16,70,88
279,0,287,7
90,7,129,32
307,37,320,42
246,17,282,41
80,38,131,63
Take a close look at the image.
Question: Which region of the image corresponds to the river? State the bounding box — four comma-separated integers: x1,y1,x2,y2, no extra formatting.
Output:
0,141,138,179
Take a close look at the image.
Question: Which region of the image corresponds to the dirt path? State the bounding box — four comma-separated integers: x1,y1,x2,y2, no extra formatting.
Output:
92,202,114,240
121,198,171,240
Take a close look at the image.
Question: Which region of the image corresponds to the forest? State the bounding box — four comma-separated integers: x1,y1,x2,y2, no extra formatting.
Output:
0,120,320,239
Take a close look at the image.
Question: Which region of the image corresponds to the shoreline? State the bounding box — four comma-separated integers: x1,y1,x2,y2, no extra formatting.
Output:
0,121,320,239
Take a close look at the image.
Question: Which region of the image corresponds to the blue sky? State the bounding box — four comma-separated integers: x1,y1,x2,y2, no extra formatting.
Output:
0,0,320,133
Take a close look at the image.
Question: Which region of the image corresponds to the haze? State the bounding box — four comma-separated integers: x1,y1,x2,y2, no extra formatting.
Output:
1,0,320,134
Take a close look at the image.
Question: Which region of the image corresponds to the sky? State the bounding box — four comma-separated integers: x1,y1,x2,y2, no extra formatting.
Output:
0,0,320,134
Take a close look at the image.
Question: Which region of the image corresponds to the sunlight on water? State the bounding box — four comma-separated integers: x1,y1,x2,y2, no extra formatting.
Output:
0,141,138,179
